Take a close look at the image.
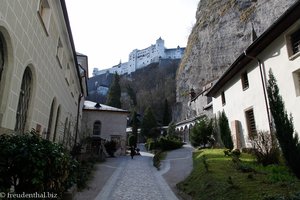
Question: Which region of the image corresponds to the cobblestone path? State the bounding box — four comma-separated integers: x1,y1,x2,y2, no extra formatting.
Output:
95,148,178,200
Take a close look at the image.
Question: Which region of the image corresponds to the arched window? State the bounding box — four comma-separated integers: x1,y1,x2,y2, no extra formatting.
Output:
63,117,68,144
46,99,55,140
15,67,32,133
53,105,60,142
0,33,4,83
93,121,101,136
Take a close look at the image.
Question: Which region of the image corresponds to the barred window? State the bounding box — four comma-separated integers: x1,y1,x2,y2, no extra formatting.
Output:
241,71,249,90
245,108,257,137
221,91,226,106
286,27,300,59
15,68,32,133
292,69,300,96
291,28,300,55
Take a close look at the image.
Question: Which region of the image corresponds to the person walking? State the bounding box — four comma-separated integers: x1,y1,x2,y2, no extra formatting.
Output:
130,146,135,159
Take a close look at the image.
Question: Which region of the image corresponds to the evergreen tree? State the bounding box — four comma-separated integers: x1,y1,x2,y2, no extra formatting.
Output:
141,107,158,139
167,122,176,136
162,99,171,126
126,84,137,107
218,111,233,150
106,73,121,108
131,110,139,147
267,70,300,179
190,117,213,147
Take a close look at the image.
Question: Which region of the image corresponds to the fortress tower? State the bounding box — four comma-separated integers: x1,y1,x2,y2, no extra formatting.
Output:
93,37,185,76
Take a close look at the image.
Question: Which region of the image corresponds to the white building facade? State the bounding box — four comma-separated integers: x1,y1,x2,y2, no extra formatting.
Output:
81,101,129,155
93,37,185,76
207,1,300,149
0,0,87,147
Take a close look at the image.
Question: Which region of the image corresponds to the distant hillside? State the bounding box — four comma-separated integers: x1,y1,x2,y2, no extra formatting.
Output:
86,73,114,103
121,59,180,122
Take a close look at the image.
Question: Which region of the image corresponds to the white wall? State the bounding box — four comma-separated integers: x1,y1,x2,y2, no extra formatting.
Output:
212,20,300,148
81,110,128,154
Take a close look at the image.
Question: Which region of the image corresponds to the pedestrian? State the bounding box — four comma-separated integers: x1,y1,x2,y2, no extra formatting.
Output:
130,146,135,159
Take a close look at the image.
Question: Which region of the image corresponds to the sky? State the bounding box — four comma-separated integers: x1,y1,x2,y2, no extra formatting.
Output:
65,0,199,77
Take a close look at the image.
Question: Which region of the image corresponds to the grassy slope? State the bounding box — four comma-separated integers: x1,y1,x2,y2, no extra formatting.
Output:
177,149,300,200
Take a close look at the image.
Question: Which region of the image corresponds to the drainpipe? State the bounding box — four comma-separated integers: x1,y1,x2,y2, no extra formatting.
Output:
74,70,87,145
74,93,83,145
243,51,272,133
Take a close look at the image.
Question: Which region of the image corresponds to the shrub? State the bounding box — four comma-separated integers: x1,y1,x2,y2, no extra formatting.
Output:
0,130,75,196
190,117,214,147
153,150,163,170
158,136,183,151
75,160,95,190
104,140,117,157
249,130,280,166
231,149,241,157
128,134,137,147
145,138,158,151
218,111,234,150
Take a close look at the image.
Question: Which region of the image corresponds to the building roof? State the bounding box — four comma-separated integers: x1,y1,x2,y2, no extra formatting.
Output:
206,1,300,97
83,100,130,113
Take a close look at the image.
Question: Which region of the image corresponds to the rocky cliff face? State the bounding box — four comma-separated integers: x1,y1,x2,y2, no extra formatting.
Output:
174,0,297,122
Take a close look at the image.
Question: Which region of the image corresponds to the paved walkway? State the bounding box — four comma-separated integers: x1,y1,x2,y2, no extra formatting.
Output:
74,144,194,200
160,144,194,199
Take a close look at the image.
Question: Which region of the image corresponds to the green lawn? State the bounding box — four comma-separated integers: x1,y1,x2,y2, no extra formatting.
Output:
177,149,300,200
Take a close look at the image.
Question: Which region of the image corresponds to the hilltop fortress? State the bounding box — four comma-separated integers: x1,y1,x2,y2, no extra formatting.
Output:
93,37,185,76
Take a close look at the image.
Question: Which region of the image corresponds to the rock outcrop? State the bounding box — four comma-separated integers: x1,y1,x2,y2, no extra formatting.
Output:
174,0,297,122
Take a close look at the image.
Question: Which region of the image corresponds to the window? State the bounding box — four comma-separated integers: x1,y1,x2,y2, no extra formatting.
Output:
53,105,60,142
15,67,32,133
0,33,4,83
245,108,257,137
292,69,300,96
63,117,68,144
56,38,63,68
291,29,300,55
221,91,226,105
241,71,249,90
38,0,51,35
93,121,101,136
46,99,55,140
65,63,70,85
